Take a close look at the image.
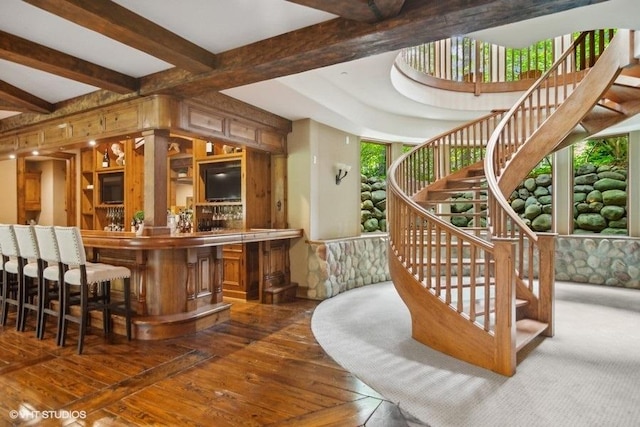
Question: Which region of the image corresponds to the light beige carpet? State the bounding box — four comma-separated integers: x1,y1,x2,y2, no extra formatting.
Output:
311,281,640,427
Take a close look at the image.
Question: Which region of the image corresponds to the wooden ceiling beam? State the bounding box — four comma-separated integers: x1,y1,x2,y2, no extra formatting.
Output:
23,0,218,74
0,30,138,94
0,0,607,129
0,80,54,114
142,0,608,97
286,0,405,23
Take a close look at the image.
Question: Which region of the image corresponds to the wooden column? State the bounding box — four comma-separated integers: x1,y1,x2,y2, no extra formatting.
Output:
142,129,169,235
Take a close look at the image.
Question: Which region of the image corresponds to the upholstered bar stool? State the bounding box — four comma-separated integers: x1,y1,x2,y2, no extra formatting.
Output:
32,225,65,343
0,224,38,330
54,226,132,354
13,224,48,335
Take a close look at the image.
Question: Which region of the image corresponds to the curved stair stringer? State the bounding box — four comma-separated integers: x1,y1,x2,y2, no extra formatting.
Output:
388,111,517,376
495,31,635,195
389,254,499,372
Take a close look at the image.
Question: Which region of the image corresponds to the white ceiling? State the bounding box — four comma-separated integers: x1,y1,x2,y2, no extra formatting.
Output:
1,0,640,143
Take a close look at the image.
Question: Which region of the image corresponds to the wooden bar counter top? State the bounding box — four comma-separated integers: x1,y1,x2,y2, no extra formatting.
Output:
80,228,303,340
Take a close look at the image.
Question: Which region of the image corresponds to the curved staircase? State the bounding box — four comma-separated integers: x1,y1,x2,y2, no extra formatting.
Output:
388,29,640,376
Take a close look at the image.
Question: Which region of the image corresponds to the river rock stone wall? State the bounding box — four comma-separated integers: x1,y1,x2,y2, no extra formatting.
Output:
554,236,640,288
299,234,640,301
508,164,628,234
361,175,387,233
302,236,391,299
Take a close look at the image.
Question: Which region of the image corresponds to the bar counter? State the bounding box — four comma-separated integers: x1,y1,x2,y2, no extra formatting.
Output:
81,228,303,340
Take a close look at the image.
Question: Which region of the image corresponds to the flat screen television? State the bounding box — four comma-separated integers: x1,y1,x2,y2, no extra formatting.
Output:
205,161,242,202
100,172,124,204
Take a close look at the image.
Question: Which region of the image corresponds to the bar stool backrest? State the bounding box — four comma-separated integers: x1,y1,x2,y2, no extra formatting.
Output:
0,224,20,259
53,226,87,267
34,225,61,264
13,225,40,261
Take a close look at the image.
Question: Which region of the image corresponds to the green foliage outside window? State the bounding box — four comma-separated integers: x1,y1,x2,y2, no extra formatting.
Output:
360,141,387,178
574,135,628,167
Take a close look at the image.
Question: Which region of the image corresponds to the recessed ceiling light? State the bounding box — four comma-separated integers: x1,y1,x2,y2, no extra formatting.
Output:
89,140,96,146
9,154,16,159
32,150,39,155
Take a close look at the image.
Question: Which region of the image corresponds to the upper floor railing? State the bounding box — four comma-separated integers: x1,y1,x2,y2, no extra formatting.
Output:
397,30,616,95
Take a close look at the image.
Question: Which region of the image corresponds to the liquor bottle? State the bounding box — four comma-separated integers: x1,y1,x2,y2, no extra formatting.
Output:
102,149,110,168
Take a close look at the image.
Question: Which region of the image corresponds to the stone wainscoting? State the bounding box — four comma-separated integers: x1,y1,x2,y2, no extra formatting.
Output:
555,235,640,288
300,234,640,301
302,234,391,300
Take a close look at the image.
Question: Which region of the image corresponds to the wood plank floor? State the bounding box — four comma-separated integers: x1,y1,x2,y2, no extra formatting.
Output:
0,297,426,426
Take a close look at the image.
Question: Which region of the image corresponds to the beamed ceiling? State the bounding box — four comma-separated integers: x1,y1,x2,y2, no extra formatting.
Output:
0,0,630,141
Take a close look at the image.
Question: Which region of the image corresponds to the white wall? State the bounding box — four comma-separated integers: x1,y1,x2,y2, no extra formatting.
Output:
0,159,17,224
288,119,360,240
288,119,361,287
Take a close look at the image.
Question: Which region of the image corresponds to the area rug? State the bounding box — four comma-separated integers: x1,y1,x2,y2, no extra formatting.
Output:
311,281,640,427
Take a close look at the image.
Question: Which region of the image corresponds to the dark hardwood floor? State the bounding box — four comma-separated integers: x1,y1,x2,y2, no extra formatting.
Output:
0,297,425,426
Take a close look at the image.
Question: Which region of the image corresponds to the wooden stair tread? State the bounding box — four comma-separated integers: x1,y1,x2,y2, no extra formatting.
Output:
473,298,529,316
422,198,486,204
445,176,486,184
422,257,494,264
262,282,298,304
263,282,298,294
515,318,548,352
433,212,486,217
427,186,486,193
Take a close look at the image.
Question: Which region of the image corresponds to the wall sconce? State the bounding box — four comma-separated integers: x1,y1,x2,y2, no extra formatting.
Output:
334,162,352,185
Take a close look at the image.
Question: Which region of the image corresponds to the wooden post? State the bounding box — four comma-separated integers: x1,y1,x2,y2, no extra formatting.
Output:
493,238,516,376
142,129,170,235
536,233,556,337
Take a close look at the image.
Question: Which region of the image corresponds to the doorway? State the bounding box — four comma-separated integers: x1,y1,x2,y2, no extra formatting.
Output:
17,153,76,226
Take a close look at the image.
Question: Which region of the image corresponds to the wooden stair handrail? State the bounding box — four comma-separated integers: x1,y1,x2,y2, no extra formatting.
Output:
484,30,633,241
387,29,635,376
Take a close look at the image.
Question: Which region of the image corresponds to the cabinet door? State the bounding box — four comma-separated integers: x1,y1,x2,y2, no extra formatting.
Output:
24,172,41,211
222,244,245,299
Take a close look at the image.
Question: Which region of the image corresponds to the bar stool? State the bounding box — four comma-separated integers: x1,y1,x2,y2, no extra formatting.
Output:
32,225,66,343
54,226,132,354
0,224,39,330
13,224,48,335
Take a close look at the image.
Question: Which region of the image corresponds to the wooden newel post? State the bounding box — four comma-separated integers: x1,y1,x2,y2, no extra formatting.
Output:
493,237,516,376
536,232,556,337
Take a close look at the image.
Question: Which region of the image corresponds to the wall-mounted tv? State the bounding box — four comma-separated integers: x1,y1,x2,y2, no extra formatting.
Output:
205,161,241,202
100,172,124,204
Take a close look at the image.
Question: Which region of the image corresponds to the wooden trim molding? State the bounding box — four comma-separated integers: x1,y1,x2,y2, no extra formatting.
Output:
0,93,291,157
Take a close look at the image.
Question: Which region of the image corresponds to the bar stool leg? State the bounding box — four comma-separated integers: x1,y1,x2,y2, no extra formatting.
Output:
102,281,111,335
1,270,8,326
55,279,64,346
15,267,24,332
124,278,132,341
77,284,89,354
59,281,70,348
36,276,45,339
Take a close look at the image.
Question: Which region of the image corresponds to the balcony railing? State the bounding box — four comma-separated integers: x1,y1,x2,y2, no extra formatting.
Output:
397,30,616,95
